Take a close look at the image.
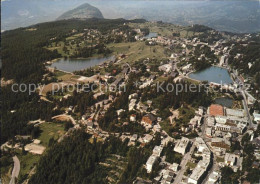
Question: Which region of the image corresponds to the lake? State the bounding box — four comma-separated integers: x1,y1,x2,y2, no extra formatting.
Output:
188,66,233,84
215,97,233,108
50,56,115,73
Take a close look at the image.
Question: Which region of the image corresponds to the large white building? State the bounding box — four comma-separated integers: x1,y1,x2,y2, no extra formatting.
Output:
226,108,245,118
146,155,158,173
188,138,212,184
174,137,190,155
188,158,211,184
207,171,220,184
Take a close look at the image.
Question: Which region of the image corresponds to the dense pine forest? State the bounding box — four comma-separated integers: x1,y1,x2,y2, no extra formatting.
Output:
29,130,161,184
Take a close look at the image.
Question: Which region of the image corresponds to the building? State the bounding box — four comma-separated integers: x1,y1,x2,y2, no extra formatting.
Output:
170,163,179,172
214,123,231,132
226,108,245,117
188,158,211,184
87,121,94,130
253,112,260,122
195,138,211,157
205,127,212,138
146,155,158,173
207,116,215,127
209,104,224,116
174,137,190,155
224,153,237,166
130,114,136,122
188,138,212,184
211,137,231,149
129,99,137,111
207,171,220,184
153,145,163,157
141,114,156,126
143,134,153,143
158,64,172,73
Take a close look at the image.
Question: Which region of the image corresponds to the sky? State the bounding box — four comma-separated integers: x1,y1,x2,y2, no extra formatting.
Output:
1,0,260,33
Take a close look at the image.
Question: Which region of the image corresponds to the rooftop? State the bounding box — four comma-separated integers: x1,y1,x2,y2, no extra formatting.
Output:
209,104,224,116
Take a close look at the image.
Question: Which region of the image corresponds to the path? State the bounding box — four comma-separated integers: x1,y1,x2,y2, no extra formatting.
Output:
52,114,77,125
9,156,20,184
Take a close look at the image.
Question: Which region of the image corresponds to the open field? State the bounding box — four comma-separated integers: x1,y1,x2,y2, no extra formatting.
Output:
108,41,167,64
38,122,65,147
128,22,201,38
17,151,41,180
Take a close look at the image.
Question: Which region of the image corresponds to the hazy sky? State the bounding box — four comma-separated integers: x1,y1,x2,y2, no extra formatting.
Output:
1,0,260,33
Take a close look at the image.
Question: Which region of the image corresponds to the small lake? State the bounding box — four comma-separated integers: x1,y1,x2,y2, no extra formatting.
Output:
50,56,115,73
144,32,158,39
215,97,233,108
188,66,233,84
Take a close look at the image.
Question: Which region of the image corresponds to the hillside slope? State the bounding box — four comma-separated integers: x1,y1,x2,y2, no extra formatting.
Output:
57,3,104,20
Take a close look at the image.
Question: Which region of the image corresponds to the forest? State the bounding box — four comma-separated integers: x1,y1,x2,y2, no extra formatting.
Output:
29,130,161,184
1,18,145,144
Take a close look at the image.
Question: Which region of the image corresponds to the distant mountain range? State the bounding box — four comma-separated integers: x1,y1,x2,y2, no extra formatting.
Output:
57,3,104,20
2,0,260,33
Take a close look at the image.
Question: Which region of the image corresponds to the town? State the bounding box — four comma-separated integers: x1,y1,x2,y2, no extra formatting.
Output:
1,19,260,184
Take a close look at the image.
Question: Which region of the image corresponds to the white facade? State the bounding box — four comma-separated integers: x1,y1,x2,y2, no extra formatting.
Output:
253,112,260,122
226,108,245,117
207,171,220,183
224,153,237,166
146,155,158,173
170,163,179,172
153,145,163,157
174,137,190,155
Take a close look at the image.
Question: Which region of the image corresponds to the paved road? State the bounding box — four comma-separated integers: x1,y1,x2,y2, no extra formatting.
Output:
173,142,195,184
9,156,20,184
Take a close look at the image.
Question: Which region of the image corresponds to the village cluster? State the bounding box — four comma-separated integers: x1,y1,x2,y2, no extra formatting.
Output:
2,23,260,184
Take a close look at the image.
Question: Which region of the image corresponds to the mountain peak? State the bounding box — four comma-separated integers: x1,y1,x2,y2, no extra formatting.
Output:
57,3,104,20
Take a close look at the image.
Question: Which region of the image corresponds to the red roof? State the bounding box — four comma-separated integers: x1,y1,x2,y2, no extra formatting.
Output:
209,104,224,116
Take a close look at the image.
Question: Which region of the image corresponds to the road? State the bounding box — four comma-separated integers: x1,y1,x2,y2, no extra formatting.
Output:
240,89,254,129
52,114,77,125
9,156,20,184
173,141,196,184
